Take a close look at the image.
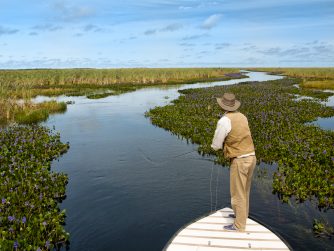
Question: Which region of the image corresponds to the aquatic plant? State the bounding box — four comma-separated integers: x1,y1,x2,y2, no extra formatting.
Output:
86,92,115,99
313,219,334,238
85,87,135,99
0,126,69,250
146,78,334,209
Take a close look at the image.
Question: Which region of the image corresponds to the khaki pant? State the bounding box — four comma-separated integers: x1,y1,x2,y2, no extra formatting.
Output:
230,155,256,231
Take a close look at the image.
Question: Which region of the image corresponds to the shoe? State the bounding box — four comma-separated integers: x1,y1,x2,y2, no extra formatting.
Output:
228,214,236,218
224,224,238,231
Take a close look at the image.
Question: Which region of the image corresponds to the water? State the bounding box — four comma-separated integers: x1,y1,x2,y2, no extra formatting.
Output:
317,92,334,130
312,117,334,131
42,72,334,251
291,86,334,131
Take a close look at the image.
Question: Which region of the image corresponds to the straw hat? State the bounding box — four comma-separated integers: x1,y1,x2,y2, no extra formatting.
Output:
216,93,241,111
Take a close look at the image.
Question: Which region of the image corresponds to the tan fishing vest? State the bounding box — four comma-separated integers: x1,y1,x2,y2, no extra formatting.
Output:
223,112,255,159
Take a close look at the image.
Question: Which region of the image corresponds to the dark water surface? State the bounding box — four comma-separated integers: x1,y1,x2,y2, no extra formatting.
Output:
42,72,334,251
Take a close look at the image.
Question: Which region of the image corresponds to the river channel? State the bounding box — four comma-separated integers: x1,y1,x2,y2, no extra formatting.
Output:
41,71,334,250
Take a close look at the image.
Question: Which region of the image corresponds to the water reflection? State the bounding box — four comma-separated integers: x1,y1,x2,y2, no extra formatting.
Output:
311,117,334,131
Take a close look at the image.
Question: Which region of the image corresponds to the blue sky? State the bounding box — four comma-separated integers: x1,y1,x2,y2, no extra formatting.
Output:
0,0,333,68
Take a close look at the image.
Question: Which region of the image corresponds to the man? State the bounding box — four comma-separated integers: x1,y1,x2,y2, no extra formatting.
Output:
211,92,256,232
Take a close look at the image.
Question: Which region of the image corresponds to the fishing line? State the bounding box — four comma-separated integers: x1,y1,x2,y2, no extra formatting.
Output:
172,149,197,158
221,164,225,209
209,160,215,212
214,164,220,211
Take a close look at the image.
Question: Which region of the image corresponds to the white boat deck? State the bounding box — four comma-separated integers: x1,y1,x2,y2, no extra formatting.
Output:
164,207,291,251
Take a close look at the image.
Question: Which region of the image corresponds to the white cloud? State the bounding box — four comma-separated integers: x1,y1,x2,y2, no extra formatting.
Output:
201,14,222,29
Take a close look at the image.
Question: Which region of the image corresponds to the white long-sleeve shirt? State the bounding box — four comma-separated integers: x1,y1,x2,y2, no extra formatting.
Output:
211,116,231,151
211,115,255,158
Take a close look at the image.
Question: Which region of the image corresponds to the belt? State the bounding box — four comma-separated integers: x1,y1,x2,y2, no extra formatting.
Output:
230,154,255,162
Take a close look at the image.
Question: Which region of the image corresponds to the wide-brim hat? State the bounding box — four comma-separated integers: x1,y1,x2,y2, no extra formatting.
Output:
216,93,241,111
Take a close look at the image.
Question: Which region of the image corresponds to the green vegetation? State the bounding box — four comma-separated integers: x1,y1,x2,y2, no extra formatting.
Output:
0,68,241,124
247,68,334,90
247,68,334,80
85,86,138,99
146,78,334,209
301,80,334,90
0,100,67,125
0,68,241,87
0,126,69,250
14,101,67,124
313,219,334,238
87,92,115,99
0,68,243,249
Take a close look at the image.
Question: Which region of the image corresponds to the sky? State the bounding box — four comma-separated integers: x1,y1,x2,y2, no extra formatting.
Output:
0,0,333,69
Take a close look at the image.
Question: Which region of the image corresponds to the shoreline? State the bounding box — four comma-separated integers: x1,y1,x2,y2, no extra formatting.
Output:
0,69,246,125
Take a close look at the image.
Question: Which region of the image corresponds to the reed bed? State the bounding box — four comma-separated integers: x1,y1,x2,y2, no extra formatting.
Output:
0,68,239,88
14,101,67,124
0,68,241,124
301,80,334,90
247,68,334,80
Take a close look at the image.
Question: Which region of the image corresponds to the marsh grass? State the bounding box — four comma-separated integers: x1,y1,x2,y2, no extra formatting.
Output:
16,101,67,124
247,68,334,80
301,80,334,90
0,68,240,87
15,109,49,124
0,101,67,124
0,68,241,124
86,92,117,99
247,68,334,90
86,93,113,99
39,100,67,112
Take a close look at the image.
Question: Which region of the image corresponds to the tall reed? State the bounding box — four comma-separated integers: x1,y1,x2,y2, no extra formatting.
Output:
247,67,334,80
0,68,240,124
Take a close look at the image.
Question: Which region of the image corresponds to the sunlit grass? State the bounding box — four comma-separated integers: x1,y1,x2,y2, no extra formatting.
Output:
247,68,334,90
0,101,67,125
247,68,334,80
0,68,240,88
301,80,334,90
0,68,242,124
